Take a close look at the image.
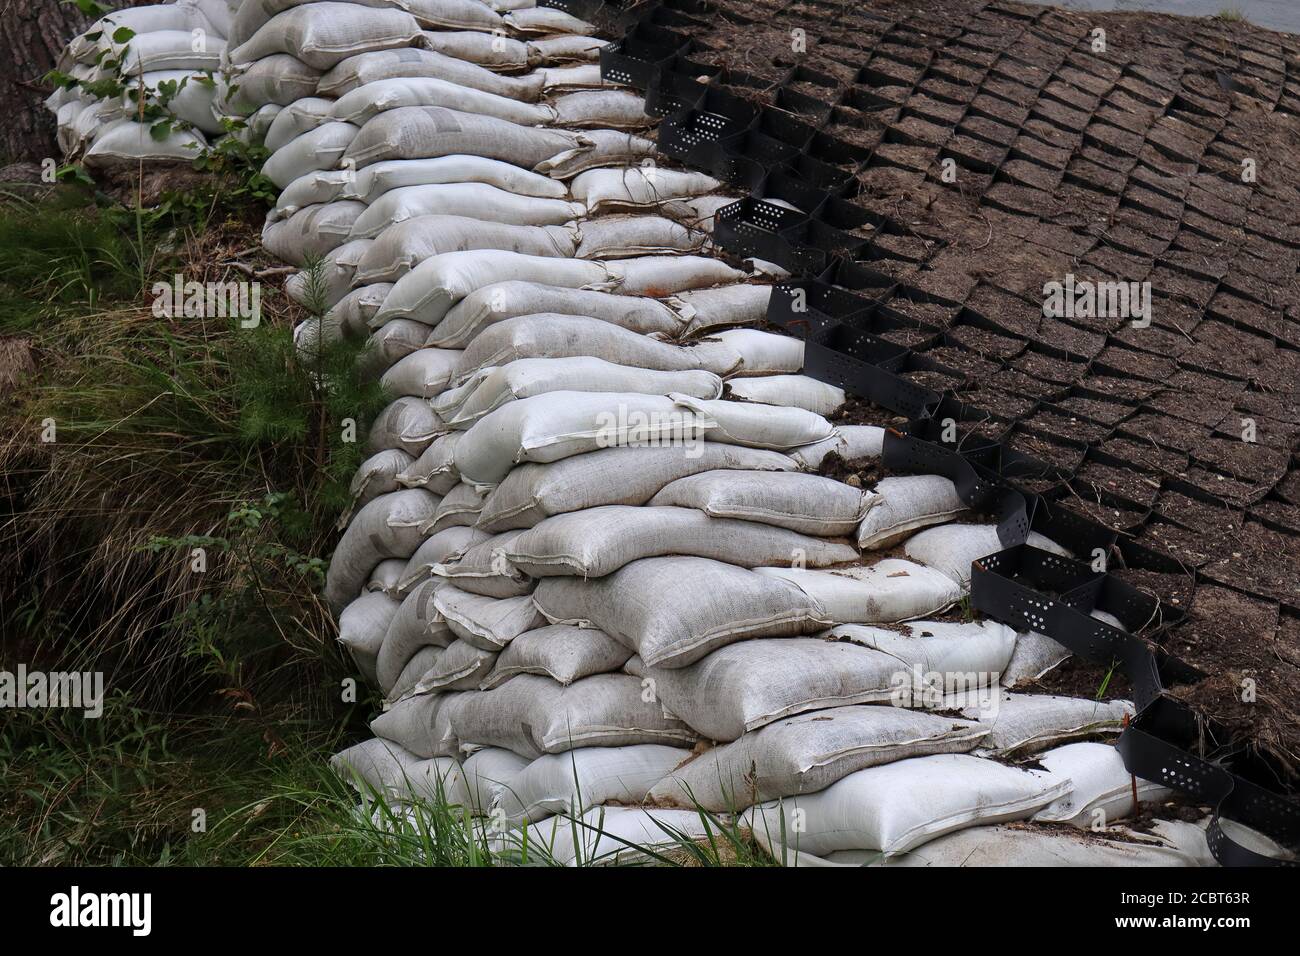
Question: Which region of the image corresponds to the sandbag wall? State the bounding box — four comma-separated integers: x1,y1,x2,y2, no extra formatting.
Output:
43,0,1226,866
48,0,238,168
223,0,1218,866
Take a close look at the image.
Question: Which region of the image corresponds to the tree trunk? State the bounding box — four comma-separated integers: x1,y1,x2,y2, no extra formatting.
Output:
0,0,98,163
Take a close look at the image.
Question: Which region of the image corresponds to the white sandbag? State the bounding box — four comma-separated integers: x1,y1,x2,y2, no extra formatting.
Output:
131,69,225,135
398,525,487,593
430,281,683,348
348,448,414,517
75,97,135,134
345,106,587,172
1002,630,1072,687
670,395,832,450
346,154,567,205
904,524,1073,587
82,121,205,169
380,257,609,327
99,30,225,78
367,559,408,595
535,63,605,91
326,488,442,608
370,692,447,759
449,673,695,757
534,557,831,668
450,358,721,427
351,184,584,240
432,369,496,420
880,819,1215,867
505,505,858,579
261,121,359,189
461,747,529,814
481,624,632,689
711,328,804,375
378,581,455,694
330,736,421,796
413,638,498,692
382,576,453,652
743,753,1072,858
357,217,576,285
536,129,656,178
757,560,963,625
338,591,400,685
1034,742,1172,828
651,707,988,811
453,391,712,485
420,29,530,69
273,168,351,219
626,639,894,742
431,530,532,597
230,4,422,69
55,100,87,155
293,317,329,363
285,238,370,307
397,432,465,494
367,396,447,455
574,215,705,259
789,425,887,470
406,0,504,31
223,55,322,113
497,744,686,826
357,319,428,379
434,587,543,650
422,481,489,534
70,5,218,64
549,90,649,129
649,469,871,536
671,283,772,335
516,806,717,866
261,200,365,265
379,347,463,399
263,96,335,153
571,167,722,211
528,34,604,62
728,375,846,416
232,0,403,45
451,317,739,386
324,284,393,341
390,645,445,701
966,693,1133,756
839,426,888,460
232,103,282,146
504,6,592,34
825,620,1017,707
318,49,544,100
332,77,555,129
478,444,797,532
607,255,747,295
858,476,965,549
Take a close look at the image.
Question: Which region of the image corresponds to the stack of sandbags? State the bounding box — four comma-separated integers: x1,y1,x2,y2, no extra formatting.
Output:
48,0,236,167
72,0,1187,864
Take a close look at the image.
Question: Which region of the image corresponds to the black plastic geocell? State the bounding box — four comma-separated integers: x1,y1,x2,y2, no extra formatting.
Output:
604,0,1300,865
